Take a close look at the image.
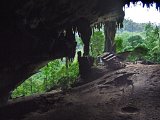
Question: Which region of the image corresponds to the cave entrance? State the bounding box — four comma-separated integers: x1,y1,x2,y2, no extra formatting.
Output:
10,1,160,100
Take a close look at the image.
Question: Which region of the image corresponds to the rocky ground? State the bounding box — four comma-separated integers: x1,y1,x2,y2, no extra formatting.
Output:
1,64,160,120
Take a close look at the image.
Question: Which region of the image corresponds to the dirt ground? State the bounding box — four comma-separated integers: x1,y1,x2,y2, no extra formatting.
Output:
1,64,160,120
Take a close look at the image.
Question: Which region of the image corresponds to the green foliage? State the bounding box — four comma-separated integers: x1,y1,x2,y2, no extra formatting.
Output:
127,35,144,47
144,23,160,62
145,23,157,48
116,31,131,44
115,36,123,53
117,19,146,33
134,44,149,55
117,22,160,63
132,44,149,60
90,31,105,57
12,60,79,98
123,46,134,52
56,61,79,89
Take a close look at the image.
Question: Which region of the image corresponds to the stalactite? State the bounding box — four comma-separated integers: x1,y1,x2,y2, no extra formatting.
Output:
65,26,77,61
125,1,160,11
92,27,95,36
76,18,92,56
104,21,117,53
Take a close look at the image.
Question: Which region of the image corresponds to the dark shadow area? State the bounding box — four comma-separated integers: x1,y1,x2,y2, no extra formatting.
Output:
121,106,139,113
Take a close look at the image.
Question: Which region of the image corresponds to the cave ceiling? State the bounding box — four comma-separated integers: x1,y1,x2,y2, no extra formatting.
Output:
0,0,159,63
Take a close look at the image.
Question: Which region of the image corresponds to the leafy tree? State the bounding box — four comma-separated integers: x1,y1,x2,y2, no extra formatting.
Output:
115,36,123,53
123,46,134,52
116,22,160,63
132,44,149,60
127,35,144,47
90,31,105,57
144,23,160,62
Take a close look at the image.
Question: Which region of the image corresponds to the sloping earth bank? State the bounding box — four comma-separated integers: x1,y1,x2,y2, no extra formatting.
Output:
1,64,160,120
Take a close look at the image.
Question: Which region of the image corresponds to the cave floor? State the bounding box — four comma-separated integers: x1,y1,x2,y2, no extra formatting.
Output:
1,64,160,120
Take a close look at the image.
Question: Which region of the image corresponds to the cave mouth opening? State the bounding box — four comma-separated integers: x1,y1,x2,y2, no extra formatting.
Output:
10,1,160,100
